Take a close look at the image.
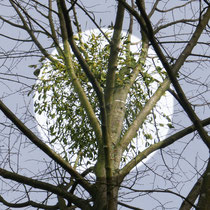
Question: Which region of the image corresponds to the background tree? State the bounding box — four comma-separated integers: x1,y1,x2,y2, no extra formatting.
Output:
0,0,209,209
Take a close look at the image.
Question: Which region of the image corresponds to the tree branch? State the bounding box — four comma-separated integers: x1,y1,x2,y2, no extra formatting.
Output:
118,78,171,152
0,195,59,209
48,0,63,56
105,1,125,107
0,168,91,210
56,0,103,146
155,1,195,13
119,117,210,181
180,175,203,210
0,100,93,195
118,201,143,210
136,1,210,149
8,0,56,63
154,18,199,34
58,0,104,105
148,0,160,18
74,2,111,44
119,187,197,208
197,158,210,209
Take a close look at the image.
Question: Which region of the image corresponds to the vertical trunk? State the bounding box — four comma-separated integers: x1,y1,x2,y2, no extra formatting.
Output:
93,178,119,210
107,177,120,210
92,177,108,210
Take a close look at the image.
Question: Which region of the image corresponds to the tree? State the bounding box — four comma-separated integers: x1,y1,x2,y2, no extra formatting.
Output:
0,0,209,209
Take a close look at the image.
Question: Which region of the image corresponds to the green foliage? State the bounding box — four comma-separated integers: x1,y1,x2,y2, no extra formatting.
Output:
32,29,171,165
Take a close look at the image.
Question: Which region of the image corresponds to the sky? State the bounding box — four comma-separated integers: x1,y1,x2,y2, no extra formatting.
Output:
0,1,209,209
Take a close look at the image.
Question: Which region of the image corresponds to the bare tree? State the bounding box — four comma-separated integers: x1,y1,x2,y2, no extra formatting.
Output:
0,0,209,209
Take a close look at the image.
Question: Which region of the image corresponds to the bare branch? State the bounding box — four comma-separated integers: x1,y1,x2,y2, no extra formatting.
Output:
118,78,171,153
58,0,104,104
136,1,210,149
56,0,103,146
0,100,94,195
75,2,111,44
197,159,210,208
154,18,199,34
119,117,210,180
155,1,195,13
0,168,91,209
0,195,59,209
148,0,160,18
118,201,143,210
120,187,197,208
180,176,203,209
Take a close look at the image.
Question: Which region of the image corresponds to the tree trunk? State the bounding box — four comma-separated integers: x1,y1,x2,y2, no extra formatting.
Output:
92,177,119,210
